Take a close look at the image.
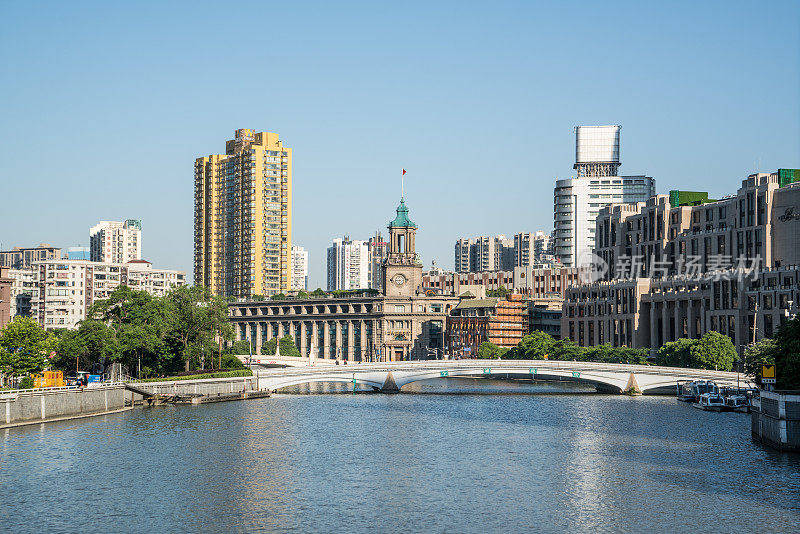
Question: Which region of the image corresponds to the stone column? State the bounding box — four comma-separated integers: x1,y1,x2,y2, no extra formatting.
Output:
687,301,695,339
675,300,682,340
359,320,367,362
660,302,669,343
300,322,308,358
335,321,343,361
255,322,264,354
323,321,331,360
346,320,355,361
650,303,657,349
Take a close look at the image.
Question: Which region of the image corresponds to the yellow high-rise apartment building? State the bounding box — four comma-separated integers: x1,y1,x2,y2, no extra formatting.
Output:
194,129,292,298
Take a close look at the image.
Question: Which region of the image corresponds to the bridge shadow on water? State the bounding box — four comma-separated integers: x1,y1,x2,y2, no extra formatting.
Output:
273,376,602,395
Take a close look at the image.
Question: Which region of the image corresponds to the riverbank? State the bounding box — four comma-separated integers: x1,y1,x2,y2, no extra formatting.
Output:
0,385,127,429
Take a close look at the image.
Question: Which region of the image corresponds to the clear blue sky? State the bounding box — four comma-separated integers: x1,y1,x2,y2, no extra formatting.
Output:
1,1,798,288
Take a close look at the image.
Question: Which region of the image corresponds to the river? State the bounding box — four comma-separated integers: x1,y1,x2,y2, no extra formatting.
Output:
2,378,799,533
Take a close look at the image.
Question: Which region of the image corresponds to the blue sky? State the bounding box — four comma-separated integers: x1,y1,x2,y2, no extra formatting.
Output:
1,0,798,288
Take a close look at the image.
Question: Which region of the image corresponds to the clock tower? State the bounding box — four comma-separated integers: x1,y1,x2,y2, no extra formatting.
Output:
382,199,423,297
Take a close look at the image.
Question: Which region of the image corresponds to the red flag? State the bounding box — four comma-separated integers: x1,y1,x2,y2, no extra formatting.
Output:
402,169,406,175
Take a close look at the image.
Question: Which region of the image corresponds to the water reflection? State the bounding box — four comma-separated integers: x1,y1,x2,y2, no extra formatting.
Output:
1,380,799,533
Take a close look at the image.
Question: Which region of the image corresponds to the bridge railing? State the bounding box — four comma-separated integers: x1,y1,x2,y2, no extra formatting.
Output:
252,359,751,381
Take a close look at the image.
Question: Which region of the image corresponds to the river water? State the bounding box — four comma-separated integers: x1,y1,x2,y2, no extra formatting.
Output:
2,378,799,533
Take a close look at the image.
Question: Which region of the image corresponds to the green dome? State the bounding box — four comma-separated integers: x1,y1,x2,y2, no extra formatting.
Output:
389,198,417,228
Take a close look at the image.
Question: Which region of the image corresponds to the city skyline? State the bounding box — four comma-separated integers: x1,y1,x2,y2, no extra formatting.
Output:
1,2,798,289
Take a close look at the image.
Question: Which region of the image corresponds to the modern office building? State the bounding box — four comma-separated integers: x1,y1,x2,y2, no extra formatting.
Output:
368,232,388,290
32,259,186,330
563,172,800,356
554,126,655,268
194,129,292,298
0,244,61,270
230,199,460,361
290,245,309,291
90,220,142,264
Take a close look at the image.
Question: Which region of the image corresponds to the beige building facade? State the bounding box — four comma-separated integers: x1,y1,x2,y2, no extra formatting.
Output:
564,173,800,356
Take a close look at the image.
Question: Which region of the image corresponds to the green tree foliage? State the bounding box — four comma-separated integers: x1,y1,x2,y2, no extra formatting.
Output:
477,341,508,359
773,315,800,390
656,338,694,367
689,331,736,371
229,340,254,355
0,317,57,383
486,286,511,298
260,335,301,357
742,339,776,385
44,285,235,378
221,354,245,369
310,288,326,297
506,331,555,360
655,333,736,371
296,290,309,299
251,294,266,301
270,293,287,301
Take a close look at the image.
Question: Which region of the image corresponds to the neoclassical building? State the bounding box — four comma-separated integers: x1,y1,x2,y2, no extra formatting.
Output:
229,199,460,361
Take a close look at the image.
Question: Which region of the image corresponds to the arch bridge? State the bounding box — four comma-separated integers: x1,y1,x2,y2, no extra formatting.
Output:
253,360,752,395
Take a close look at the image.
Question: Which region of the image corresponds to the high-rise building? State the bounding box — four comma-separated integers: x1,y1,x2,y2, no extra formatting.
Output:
290,245,308,291
194,129,292,298
514,231,554,267
0,244,61,269
368,232,388,290
90,220,142,264
554,126,655,268
327,237,369,291
454,235,515,272
454,238,474,273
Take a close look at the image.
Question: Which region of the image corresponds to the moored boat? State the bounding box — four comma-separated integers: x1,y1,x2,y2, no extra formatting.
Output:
693,391,726,411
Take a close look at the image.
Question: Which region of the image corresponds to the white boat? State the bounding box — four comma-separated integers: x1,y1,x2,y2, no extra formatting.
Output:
677,380,717,402
723,394,751,413
693,391,726,411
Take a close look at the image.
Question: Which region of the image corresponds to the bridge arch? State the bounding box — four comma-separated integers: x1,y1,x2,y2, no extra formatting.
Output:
388,367,629,393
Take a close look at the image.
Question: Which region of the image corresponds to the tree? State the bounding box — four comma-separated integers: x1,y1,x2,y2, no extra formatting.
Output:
688,332,736,371
656,338,694,368
270,293,286,301
0,317,57,384
310,288,326,297
297,290,309,299
773,315,800,390
487,286,511,298
506,331,555,360
477,341,503,359
742,339,776,385
251,294,266,301
165,285,214,372
230,340,254,355
259,335,301,357
279,335,301,357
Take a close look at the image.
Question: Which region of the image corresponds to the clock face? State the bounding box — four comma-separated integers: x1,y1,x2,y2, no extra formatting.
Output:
393,274,406,286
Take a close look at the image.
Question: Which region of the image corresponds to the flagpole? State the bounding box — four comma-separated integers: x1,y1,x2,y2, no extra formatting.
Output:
401,169,404,200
